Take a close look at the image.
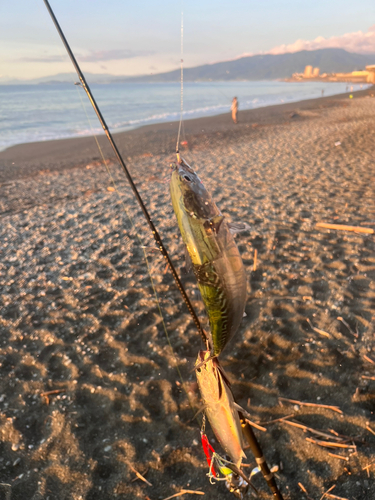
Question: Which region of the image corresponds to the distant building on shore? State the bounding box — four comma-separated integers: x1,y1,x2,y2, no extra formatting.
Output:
288,64,375,83
312,67,320,77
303,65,313,78
367,65,375,83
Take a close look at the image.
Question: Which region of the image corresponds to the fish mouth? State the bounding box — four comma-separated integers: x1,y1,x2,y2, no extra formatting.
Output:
195,350,218,370
176,157,195,174
197,350,208,362
170,158,193,175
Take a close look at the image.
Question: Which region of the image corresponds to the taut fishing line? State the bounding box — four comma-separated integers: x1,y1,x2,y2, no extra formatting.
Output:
42,0,208,347
74,83,200,420
176,7,184,162
43,0,203,423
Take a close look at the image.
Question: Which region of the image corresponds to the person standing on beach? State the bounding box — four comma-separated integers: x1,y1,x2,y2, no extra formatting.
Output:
231,97,238,124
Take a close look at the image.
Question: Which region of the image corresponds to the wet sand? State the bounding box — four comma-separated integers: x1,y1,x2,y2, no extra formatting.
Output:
0,89,375,500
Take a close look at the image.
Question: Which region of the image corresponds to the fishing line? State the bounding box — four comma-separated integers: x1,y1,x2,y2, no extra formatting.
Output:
43,0,207,346
176,6,184,162
74,82,202,423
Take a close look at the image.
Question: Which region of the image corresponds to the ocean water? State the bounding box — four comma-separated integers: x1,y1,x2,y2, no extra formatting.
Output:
0,81,368,151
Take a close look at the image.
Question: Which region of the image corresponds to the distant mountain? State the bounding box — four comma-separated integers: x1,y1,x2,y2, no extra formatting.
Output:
2,48,375,85
0,76,23,85
32,72,120,84
124,48,375,82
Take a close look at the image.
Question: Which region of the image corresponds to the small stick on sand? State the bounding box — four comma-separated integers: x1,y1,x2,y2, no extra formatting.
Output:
298,482,308,493
326,494,349,500
258,413,295,425
253,249,257,272
128,464,152,486
40,389,66,397
328,452,349,461
306,437,355,449
161,489,205,500
362,375,375,381
307,318,331,338
363,462,375,477
320,485,336,500
329,429,340,436
366,425,375,436
315,222,374,234
40,389,66,405
282,420,345,441
298,482,314,500
363,354,375,364
279,397,342,414
245,418,267,432
336,317,358,337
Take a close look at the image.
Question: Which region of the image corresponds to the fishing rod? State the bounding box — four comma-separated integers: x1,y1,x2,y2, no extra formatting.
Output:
43,0,208,346
173,8,284,499
239,413,284,500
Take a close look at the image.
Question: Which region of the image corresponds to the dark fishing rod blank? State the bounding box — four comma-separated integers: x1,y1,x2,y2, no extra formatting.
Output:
43,0,208,345
239,413,284,499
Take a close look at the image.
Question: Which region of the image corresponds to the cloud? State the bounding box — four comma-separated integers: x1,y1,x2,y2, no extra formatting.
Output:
268,25,375,55
17,49,155,64
18,54,67,63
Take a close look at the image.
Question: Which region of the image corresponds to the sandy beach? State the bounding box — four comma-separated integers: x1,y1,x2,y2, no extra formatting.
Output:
0,88,375,500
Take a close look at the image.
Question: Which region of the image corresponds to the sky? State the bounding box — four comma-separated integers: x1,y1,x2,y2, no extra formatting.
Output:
1,0,375,81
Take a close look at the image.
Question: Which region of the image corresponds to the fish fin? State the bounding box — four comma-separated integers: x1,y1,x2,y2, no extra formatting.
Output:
191,405,207,421
204,215,225,234
183,246,193,273
227,221,251,235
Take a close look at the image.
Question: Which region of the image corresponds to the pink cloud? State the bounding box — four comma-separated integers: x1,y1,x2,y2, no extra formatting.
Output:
268,25,375,55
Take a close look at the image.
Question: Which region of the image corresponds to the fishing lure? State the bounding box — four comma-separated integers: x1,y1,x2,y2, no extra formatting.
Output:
170,159,247,356
201,424,257,498
195,350,246,468
201,432,238,481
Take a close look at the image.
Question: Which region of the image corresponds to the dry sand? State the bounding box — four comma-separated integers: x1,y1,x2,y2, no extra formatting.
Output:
0,89,374,500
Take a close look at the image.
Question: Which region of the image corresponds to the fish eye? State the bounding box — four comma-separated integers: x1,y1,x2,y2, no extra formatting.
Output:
183,174,191,182
196,367,201,373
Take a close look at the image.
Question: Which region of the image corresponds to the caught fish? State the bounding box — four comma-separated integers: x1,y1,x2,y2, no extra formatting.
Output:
195,350,246,468
170,159,247,356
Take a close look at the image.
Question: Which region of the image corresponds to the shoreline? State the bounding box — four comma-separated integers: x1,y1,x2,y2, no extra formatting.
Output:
0,85,373,183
